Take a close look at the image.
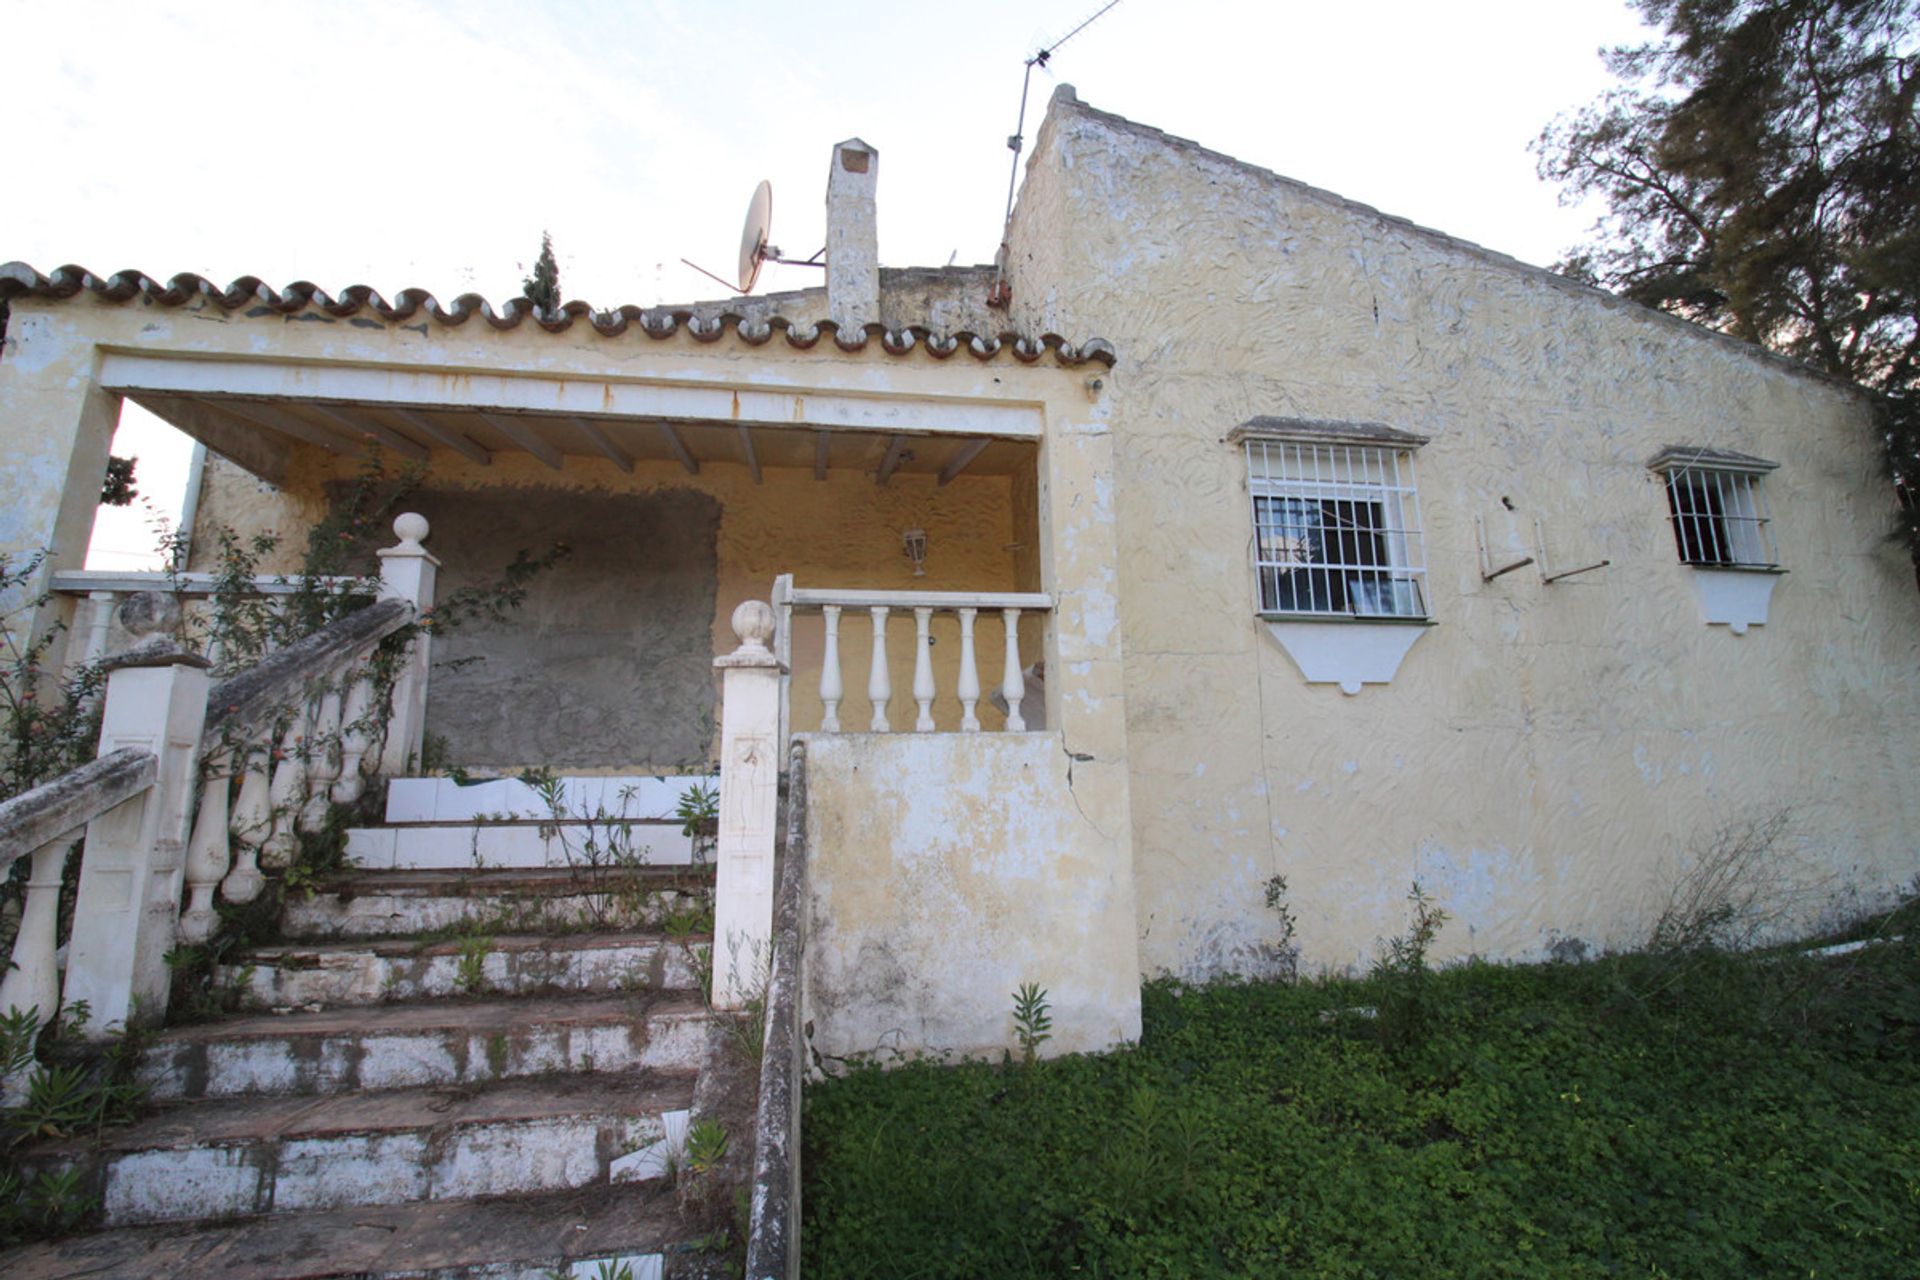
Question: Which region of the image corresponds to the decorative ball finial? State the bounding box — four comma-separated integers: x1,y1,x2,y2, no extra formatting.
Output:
731,599,776,653
118,590,181,640
392,512,430,551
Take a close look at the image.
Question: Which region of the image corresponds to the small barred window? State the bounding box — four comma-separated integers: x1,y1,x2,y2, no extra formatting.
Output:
1242,432,1429,619
1649,447,1780,570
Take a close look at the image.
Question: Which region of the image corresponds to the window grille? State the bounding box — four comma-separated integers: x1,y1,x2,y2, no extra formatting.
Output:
1245,439,1428,618
1661,463,1778,569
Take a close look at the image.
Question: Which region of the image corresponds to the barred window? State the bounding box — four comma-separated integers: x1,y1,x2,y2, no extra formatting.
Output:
1238,424,1430,619
1649,447,1780,570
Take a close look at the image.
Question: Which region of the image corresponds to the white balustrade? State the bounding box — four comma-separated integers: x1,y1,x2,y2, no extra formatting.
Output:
2,515,434,1040
1002,607,1027,732
867,606,892,732
299,686,344,833
783,587,1050,737
912,607,936,732
819,605,844,732
957,608,981,733
179,756,232,943
0,834,78,1032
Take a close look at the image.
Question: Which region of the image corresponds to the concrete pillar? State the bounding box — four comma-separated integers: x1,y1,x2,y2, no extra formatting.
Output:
712,600,786,1009
0,303,119,644
825,138,880,332
63,594,211,1032
376,513,438,776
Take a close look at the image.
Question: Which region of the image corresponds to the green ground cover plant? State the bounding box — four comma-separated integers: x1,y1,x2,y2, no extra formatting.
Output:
803,901,1920,1279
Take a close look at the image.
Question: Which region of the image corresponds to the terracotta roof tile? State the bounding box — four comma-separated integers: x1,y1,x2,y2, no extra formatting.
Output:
0,262,1116,368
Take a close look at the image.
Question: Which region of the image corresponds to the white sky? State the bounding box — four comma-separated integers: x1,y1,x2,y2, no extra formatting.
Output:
3,0,1655,568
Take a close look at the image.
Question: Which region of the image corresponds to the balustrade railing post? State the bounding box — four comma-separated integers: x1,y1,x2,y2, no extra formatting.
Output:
375,513,438,777
0,836,76,1035
711,601,786,1010
179,755,232,943
867,606,892,733
62,593,211,1034
1001,607,1027,732
332,671,376,805
912,607,937,732
957,607,982,732
819,604,843,733
300,686,344,833
224,744,271,904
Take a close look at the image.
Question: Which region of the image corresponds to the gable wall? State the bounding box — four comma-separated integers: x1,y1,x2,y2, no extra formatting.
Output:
1007,93,1920,977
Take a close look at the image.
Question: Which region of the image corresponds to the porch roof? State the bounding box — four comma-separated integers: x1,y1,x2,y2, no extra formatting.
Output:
0,262,1116,367
120,390,1037,486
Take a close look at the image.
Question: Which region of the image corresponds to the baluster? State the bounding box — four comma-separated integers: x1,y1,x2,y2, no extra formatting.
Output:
867,606,892,732
224,740,272,903
1001,607,1026,732
912,607,936,732
84,591,116,667
0,833,77,1030
180,756,232,942
957,607,981,732
300,683,344,833
819,605,844,733
262,715,308,867
332,668,375,805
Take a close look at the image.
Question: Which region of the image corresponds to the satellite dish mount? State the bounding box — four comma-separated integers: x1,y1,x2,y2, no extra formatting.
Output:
681,180,823,295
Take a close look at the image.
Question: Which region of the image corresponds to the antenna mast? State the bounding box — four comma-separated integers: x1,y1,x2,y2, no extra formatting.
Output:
989,0,1122,308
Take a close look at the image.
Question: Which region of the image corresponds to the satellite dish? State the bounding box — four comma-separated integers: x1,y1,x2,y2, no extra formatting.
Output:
738,180,774,294
681,177,821,296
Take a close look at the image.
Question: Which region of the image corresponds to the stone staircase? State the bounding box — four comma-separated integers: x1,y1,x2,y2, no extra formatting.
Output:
3,775,751,1280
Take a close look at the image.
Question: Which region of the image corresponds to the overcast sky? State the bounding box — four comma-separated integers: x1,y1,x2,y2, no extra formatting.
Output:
4,0,1655,566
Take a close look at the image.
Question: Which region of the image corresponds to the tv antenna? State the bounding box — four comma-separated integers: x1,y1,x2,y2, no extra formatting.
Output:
989,0,1123,307
681,179,824,295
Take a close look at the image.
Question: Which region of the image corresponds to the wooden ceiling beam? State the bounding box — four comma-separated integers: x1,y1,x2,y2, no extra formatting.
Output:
383,407,492,466
213,399,360,456
876,435,910,487
295,402,432,462
474,411,565,470
937,437,992,486
738,424,762,484
657,424,699,475
570,417,634,473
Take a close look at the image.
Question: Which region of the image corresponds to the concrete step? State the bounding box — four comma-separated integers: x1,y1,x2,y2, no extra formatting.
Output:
22,1073,696,1228
218,931,709,1008
140,992,711,1101
345,820,698,870
384,773,717,824
279,866,714,943
0,1180,691,1278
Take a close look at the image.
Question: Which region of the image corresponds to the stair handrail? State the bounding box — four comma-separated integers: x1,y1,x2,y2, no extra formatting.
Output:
0,747,156,874
0,515,439,1043
746,737,809,1280
200,596,411,748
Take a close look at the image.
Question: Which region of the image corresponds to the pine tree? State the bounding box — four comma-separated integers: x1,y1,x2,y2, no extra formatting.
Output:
1538,0,1920,565
522,231,561,314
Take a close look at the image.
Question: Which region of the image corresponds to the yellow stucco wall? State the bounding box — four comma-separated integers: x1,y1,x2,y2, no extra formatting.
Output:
1005,89,1920,977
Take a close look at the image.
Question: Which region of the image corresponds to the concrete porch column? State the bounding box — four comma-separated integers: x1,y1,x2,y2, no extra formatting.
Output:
0,305,120,638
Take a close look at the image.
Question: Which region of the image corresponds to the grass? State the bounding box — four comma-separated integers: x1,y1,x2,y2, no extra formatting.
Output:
802,916,1920,1279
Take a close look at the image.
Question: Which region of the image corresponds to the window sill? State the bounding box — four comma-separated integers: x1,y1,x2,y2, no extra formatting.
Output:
1680,562,1787,575
1258,612,1436,626
1260,617,1433,694
1684,566,1785,634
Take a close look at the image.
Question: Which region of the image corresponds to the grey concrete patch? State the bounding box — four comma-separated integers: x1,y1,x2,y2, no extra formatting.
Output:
386,486,721,769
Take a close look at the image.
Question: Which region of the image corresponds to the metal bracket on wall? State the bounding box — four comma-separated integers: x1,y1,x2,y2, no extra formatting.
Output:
1533,517,1610,584
1475,514,1534,581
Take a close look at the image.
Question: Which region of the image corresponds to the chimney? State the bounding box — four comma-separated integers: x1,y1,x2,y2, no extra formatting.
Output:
825,138,879,331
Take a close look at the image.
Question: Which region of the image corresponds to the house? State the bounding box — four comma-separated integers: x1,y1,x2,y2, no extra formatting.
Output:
4,86,1918,1074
